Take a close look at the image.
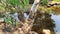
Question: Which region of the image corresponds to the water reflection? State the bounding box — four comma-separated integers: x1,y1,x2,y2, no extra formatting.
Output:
51,14,60,32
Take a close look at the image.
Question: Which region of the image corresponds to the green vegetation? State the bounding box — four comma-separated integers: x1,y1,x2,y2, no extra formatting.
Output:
4,14,17,26
0,0,30,25
54,0,60,2
0,0,30,12
0,0,60,34
42,0,48,6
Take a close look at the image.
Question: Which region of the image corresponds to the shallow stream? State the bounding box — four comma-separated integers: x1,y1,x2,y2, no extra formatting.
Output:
51,14,60,34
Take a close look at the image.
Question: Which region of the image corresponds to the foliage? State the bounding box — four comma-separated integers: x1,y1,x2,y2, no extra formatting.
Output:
0,0,30,26
0,0,30,12
4,13,17,26
42,0,48,6
54,0,60,2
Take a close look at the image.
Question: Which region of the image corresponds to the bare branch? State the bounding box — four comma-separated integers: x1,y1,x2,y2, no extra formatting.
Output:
31,0,40,12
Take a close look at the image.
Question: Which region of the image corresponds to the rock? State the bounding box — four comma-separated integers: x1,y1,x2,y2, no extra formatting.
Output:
0,18,4,23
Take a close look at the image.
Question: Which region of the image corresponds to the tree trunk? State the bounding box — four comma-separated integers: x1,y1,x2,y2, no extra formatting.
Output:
31,0,40,12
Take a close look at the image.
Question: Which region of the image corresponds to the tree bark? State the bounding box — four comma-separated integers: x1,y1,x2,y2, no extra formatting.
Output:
31,0,40,12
